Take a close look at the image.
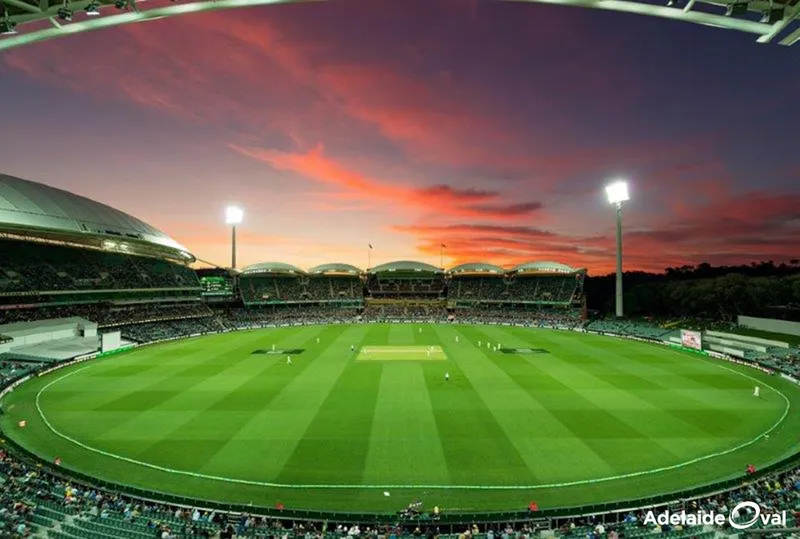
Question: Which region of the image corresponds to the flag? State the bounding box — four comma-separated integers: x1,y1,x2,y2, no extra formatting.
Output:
383,491,391,497
529,501,539,511
369,244,374,249
441,243,446,248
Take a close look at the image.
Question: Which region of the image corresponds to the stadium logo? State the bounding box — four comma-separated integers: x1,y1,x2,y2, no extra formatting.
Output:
643,502,786,530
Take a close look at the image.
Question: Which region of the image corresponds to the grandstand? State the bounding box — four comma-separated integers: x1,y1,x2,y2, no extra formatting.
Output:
447,261,586,323
0,174,209,350
238,262,363,307
365,260,446,297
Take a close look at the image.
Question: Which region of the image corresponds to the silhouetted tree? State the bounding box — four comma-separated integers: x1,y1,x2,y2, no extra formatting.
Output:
586,260,800,318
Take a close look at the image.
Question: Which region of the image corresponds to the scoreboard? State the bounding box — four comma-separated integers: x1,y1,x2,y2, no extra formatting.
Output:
200,276,234,296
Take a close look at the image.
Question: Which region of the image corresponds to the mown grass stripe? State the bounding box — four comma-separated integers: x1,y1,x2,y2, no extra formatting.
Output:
363,363,450,485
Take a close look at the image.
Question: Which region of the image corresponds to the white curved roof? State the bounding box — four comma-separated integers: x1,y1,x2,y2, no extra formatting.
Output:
308,263,363,275
512,261,584,274
241,262,307,275
369,260,443,274
0,174,191,257
448,262,505,275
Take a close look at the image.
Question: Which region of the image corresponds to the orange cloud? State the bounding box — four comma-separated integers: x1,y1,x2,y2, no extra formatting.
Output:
393,188,800,274
1,11,548,172
230,144,544,220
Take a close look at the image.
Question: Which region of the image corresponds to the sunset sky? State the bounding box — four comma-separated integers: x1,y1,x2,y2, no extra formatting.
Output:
1,0,799,274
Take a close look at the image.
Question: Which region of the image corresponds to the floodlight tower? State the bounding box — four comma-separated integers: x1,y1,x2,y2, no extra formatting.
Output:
225,205,244,269
605,180,629,318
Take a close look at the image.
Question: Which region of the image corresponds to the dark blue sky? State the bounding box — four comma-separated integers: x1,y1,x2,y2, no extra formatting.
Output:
0,0,798,271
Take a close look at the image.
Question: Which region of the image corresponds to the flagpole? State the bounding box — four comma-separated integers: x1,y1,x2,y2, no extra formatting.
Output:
368,244,371,270
440,244,443,268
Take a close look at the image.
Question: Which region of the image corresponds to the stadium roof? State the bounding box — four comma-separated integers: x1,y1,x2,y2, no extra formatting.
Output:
511,261,586,274
0,174,193,261
308,263,363,275
241,262,307,275
368,260,443,274
448,262,506,275
1,0,799,51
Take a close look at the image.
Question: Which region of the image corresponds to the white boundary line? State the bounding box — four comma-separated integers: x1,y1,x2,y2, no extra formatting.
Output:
30,337,793,491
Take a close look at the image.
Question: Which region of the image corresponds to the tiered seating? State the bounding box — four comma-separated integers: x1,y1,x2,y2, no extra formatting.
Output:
0,361,37,385
362,303,448,321
450,277,508,301
241,275,364,305
0,239,200,295
449,276,579,304
118,317,221,342
366,274,446,295
0,303,213,328
220,305,360,328
586,320,674,340
760,346,800,376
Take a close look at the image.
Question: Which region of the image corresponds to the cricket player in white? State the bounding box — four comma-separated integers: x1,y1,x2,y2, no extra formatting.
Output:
478,340,482,347
351,344,355,352
754,386,760,397
286,356,292,366
455,336,459,343
316,337,320,344
445,372,450,382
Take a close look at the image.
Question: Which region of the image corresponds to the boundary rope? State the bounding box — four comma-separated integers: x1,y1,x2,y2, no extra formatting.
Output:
32,339,792,491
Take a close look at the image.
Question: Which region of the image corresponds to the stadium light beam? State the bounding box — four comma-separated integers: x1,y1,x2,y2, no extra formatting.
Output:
225,205,243,269
605,180,629,318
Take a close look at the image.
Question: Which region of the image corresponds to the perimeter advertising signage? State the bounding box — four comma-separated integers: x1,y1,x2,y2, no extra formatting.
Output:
681,329,703,350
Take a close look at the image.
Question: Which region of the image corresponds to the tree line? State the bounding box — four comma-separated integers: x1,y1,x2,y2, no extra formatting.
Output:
585,260,800,320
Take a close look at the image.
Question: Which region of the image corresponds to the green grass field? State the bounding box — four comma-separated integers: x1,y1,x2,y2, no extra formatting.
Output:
2,323,799,513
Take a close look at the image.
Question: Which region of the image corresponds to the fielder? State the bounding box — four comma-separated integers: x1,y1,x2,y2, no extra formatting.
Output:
286,356,293,366
754,385,760,397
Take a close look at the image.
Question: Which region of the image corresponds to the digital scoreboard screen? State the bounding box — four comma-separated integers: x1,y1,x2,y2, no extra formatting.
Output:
200,276,233,296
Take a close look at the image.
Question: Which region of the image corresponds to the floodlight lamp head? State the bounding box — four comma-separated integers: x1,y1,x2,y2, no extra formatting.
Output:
225,205,244,225
605,180,630,205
